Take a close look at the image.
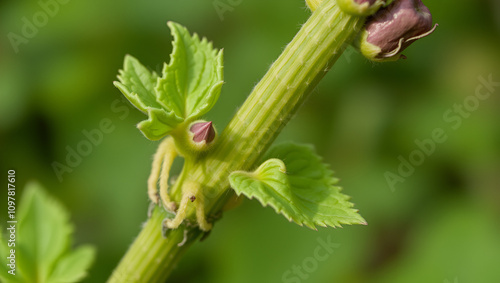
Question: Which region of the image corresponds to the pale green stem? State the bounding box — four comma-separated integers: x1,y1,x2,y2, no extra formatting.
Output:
109,1,365,281
108,208,202,282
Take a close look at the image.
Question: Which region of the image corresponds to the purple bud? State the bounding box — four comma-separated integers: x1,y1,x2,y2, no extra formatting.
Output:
357,0,438,61
190,121,215,144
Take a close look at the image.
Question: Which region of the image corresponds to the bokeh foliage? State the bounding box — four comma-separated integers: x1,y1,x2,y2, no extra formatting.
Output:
1,0,499,282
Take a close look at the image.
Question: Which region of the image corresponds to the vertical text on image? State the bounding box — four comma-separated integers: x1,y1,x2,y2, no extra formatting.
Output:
6,170,17,276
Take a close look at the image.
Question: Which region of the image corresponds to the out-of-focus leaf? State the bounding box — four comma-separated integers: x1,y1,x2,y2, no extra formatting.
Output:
3,182,96,283
47,245,96,283
16,182,72,282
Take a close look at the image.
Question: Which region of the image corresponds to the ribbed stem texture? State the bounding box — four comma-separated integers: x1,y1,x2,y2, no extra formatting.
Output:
180,0,364,214
108,208,202,282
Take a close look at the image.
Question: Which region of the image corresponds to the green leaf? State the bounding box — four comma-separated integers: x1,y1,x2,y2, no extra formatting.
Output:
114,23,224,141
137,108,184,140
114,55,163,114
114,55,184,140
4,182,96,283
47,245,96,283
156,22,224,120
229,143,366,229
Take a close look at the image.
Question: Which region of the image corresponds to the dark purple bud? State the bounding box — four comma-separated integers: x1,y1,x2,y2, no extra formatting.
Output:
356,0,438,61
190,121,215,144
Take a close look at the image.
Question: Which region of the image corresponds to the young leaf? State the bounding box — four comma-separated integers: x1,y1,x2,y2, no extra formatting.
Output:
4,182,95,283
155,22,224,121
137,108,184,141
114,55,163,114
229,143,366,229
114,23,224,141
114,55,184,140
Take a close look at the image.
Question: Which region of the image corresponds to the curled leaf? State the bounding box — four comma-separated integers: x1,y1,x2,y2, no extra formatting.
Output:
229,143,366,229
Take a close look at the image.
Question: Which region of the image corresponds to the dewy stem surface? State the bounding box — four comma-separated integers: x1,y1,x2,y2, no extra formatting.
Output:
109,1,365,281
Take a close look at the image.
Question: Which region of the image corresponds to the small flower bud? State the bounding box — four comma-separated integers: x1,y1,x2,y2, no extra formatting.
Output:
190,121,216,144
355,0,438,62
337,0,386,16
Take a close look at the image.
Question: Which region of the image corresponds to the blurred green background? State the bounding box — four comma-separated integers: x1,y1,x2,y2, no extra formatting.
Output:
1,0,499,282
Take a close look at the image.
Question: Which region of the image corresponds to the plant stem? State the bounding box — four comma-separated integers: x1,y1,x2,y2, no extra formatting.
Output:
109,1,365,281
172,0,365,216
108,208,202,282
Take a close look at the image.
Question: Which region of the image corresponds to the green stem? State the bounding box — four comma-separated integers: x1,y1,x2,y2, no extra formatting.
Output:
108,208,202,282
173,0,365,215
109,1,365,281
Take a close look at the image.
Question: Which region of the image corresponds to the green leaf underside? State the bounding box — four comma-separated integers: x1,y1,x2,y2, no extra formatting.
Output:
137,108,184,141
156,22,224,120
0,182,95,283
113,22,223,140
229,143,366,229
114,55,162,114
